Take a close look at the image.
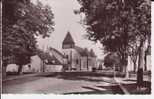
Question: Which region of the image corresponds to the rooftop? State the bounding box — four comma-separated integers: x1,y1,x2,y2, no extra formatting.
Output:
62,31,75,45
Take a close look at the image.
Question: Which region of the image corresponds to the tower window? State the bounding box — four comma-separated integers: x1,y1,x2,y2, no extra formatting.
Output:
76,59,79,64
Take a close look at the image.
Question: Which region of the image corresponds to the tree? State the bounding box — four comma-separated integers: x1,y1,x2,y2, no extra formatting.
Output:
84,48,89,70
127,39,140,72
127,1,150,87
76,0,134,73
104,52,120,69
2,0,54,76
76,0,150,87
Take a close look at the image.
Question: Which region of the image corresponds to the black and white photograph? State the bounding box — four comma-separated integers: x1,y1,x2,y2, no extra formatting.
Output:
1,0,151,95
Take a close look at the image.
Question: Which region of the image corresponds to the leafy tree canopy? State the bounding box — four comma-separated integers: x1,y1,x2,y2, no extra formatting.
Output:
104,52,120,68
76,0,150,67
77,0,150,51
2,0,54,66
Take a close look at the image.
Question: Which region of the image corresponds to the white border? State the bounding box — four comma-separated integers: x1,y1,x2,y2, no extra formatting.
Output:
1,1,154,99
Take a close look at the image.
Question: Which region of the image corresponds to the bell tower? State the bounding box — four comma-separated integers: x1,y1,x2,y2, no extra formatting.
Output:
62,31,75,70
62,31,75,49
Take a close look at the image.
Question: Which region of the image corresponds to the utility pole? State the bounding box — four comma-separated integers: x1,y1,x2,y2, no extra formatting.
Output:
80,58,81,71
87,55,89,71
42,45,45,72
70,50,72,71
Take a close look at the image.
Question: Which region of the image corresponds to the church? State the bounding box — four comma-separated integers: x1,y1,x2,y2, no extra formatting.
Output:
62,31,97,71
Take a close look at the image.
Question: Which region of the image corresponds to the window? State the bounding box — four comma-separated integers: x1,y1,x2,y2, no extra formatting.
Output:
76,59,79,64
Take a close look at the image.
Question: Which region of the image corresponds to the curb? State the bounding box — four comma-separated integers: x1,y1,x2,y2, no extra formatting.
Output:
114,78,130,94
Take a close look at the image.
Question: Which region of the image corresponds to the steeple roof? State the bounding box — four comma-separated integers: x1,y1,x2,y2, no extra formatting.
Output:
62,31,75,44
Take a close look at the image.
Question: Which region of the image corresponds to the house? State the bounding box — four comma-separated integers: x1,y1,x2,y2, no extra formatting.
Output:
62,31,97,71
6,55,42,73
6,64,18,72
23,48,66,73
22,55,42,73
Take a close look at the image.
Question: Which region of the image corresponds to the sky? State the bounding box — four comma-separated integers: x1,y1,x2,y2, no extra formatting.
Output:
35,0,105,59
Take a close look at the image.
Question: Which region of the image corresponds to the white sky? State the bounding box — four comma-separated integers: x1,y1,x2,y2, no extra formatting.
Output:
36,0,105,59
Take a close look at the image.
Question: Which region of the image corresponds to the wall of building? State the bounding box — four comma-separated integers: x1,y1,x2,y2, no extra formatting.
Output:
6,64,18,72
6,55,42,73
62,48,78,69
146,55,151,71
127,55,151,72
45,65,63,72
28,55,42,72
62,48,97,71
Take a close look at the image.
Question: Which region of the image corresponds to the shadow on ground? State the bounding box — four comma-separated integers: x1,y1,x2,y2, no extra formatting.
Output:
64,81,151,95
2,76,42,86
56,75,117,84
122,81,151,94
64,85,124,94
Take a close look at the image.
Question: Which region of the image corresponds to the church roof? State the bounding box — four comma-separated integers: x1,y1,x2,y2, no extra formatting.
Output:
37,51,62,65
46,55,62,65
62,32,75,44
74,46,96,57
74,46,87,56
49,47,65,58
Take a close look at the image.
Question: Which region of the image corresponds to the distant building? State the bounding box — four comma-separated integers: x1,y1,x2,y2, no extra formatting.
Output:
6,64,18,72
22,55,42,73
62,31,97,71
96,59,105,70
6,55,42,73
127,45,151,72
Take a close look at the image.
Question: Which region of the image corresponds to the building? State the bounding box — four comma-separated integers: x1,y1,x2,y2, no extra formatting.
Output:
6,55,42,73
45,47,66,72
62,31,97,71
6,48,65,73
96,59,105,70
22,55,42,73
127,45,151,72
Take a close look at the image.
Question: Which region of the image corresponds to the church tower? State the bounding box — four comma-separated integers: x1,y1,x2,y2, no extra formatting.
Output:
62,31,75,49
62,31,75,70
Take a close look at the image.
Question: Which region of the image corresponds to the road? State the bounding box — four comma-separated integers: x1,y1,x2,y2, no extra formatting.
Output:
2,75,124,94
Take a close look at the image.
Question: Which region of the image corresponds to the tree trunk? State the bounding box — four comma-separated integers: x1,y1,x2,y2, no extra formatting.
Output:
137,41,145,88
87,56,89,71
133,62,137,72
119,64,123,72
125,60,129,78
125,65,129,78
80,58,81,71
121,53,128,77
42,61,45,72
17,64,23,75
2,65,7,79
2,62,8,79
144,52,147,71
